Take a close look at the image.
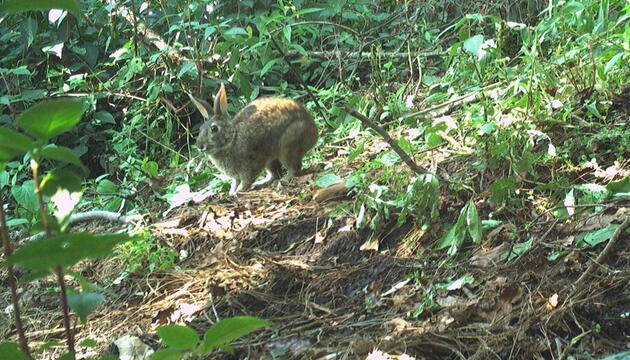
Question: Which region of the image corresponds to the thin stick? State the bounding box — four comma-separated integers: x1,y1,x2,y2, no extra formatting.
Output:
0,193,30,357
342,106,429,175
32,161,75,358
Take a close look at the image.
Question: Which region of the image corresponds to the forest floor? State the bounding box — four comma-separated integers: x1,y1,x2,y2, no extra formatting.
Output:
2,131,630,360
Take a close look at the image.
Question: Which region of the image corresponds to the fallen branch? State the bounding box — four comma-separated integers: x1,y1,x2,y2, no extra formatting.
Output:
402,82,504,120
342,106,429,175
285,50,442,60
24,211,142,242
572,214,630,295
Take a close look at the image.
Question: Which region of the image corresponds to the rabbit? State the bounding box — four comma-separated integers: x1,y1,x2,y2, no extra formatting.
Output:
193,84,318,196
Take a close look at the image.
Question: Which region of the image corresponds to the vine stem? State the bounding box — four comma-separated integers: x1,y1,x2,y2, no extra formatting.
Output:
0,193,31,357
31,160,75,358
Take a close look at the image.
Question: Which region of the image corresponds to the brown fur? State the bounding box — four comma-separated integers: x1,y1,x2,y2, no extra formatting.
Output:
195,84,318,195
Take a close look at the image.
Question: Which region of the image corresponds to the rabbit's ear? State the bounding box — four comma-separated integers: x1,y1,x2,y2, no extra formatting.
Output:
213,83,228,116
187,93,212,119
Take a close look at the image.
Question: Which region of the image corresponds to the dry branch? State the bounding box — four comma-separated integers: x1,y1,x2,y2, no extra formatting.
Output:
573,214,630,294
342,106,429,175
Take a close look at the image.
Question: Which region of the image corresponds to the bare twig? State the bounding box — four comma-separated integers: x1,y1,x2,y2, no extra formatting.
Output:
0,193,30,357
32,161,75,358
342,106,429,175
573,214,630,294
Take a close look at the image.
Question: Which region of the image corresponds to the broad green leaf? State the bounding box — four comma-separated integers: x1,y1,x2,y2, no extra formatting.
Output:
41,169,82,197
576,224,620,248
224,27,248,36
283,26,292,42
16,98,85,141
260,58,278,77
6,218,29,228
463,35,484,57
11,180,38,215
465,200,482,244
0,127,33,162
199,316,270,354
606,177,630,194
67,290,105,323
604,52,624,73
142,161,159,178
0,0,80,14
57,352,73,360
97,179,118,194
436,215,466,255
6,232,135,272
93,111,115,125
78,338,97,348
504,238,533,261
39,145,86,171
314,173,341,188
157,325,200,350
177,61,197,78
152,349,185,360
0,342,29,360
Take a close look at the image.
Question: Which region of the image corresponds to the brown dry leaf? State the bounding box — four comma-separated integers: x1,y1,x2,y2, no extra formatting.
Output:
558,207,627,234
470,243,510,267
313,182,350,203
360,236,379,252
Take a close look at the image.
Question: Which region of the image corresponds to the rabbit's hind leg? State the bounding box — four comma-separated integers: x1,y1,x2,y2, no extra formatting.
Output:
252,160,282,189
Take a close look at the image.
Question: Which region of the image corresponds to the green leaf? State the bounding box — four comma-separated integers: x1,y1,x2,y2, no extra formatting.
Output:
177,61,197,79
57,352,74,360
39,145,86,171
604,52,624,73
283,26,292,42
152,348,185,360
97,179,118,194
199,316,269,354
463,34,484,58
157,325,200,350
0,342,30,360
93,111,115,125
6,232,135,272
0,127,33,162
0,0,80,14
78,338,97,348
314,173,341,188
576,224,619,248
11,180,39,215
142,161,159,178
260,58,278,77
224,27,248,36
67,290,105,323
465,200,482,244
606,176,630,194
436,215,466,255
504,238,533,261
41,169,82,197
16,98,85,141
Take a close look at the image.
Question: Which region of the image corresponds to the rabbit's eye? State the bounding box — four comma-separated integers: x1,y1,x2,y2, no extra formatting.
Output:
210,124,219,133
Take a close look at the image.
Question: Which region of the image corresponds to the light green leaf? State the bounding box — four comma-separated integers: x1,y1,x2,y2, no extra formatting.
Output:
463,34,484,57
314,173,341,188
157,325,200,350
0,0,80,14
199,316,269,354
465,200,482,244
0,342,29,360
6,232,135,272
93,111,115,125
0,127,32,162
39,145,86,171
16,98,85,141
224,27,248,36
97,179,118,194
11,180,38,215
152,349,185,360
40,169,82,197
576,224,620,248
260,58,278,77
67,290,105,323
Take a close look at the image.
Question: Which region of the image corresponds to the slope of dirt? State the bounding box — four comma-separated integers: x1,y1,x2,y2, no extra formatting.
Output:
1,160,630,359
